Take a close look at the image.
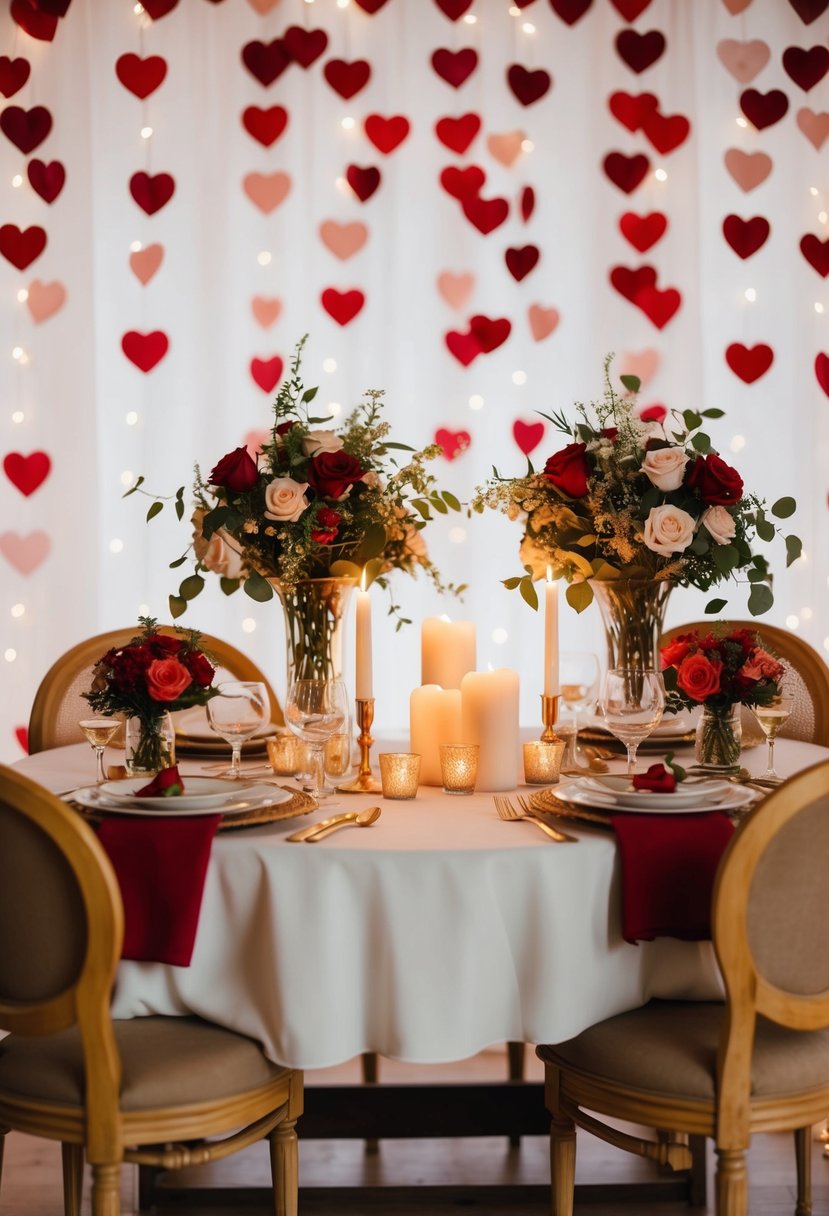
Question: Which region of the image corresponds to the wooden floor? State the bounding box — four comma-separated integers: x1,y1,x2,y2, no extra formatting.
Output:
3,1047,829,1215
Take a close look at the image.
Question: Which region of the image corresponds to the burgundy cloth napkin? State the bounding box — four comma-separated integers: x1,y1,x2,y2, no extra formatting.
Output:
97,815,222,966
611,811,736,945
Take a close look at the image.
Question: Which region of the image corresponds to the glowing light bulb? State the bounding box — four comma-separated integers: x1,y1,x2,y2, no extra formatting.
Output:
491,628,509,645
512,370,527,386
11,174,22,188
810,186,819,197
819,210,828,224
744,288,756,302
12,346,23,360
109,539,124,554
736,116,748,128
786,614,799,630
337,0,350,7
16,289,27,303
816,303,825,315
11,410,24,424
654,168,668,182
449,527,468,544
257,250,272,266
341,117,355,131
328,401,342,416
133,2,144,11
464,12,477,21
138,603,151,617
802,607,814,621
469,394,484,410
140,125,153,140
4,649,16,663
129,240,142,252
729,435,746,453
522,21,535,33
120,470,134,487
242,618,257,633
323,357,337,373
11,603,25,618
521,138,534,152
509,4,521,13
125,411,139,426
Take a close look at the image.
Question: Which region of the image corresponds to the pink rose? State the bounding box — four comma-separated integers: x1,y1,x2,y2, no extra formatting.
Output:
676,652,723,702
146,658,193,702
739,647,784,684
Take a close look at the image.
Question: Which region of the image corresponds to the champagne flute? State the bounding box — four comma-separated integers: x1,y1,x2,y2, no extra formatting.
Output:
599,668,666,777
559,651,600,773
79,718,121,784
284,679,349,800
754,691,793,783
206,681,269,779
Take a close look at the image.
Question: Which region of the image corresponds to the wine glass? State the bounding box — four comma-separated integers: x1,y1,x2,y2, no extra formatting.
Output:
754,690,794,783
284,679,349,800
599,668,666,777
206,681,269,779
559,651,600,773
79,718,121,784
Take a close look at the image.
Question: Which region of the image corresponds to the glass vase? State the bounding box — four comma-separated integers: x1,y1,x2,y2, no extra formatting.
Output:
592,579,673,672
125,712,176,777
270,577,357,691
694,703,742,773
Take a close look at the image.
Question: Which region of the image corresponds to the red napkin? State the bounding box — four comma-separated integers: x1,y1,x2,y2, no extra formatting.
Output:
97,815,222,966
611,811,736,945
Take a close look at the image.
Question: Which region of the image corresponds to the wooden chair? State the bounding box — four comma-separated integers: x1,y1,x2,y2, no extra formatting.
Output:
28,625,283,754
660,620,829,747
0,764,302,1216
536,759,829,1216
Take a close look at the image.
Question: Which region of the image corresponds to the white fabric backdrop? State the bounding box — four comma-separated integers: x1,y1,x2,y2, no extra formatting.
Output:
1,0,827,761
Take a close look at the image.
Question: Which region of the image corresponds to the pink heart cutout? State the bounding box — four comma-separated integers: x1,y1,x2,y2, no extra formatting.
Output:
716,39,770,83
245,429,270,456
246,0,282,11
251,296,282,328
437,271,475,310
0,530,50,575
129,243,164,285
319,220,368,260
513,418,545,456
26,279,65,323
619,348,660,388
528,304,560,341
487,130,525,167
243,171,291,214
721,0,752,11
724,148,773,191
797,108,829,150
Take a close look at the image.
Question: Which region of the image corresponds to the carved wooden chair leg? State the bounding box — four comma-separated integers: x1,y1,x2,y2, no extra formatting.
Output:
361,1051,380,1155
62,1142,84,1216
549,1109,577,1216
91,1162,121,1216
269,1119,299,1216
794,1126,812,1216
715,1146,747,1216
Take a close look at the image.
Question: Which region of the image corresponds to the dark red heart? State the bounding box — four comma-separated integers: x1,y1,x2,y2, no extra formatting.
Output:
141,0,178,17
520,186,535,222
782,45,829,91
816,352,829,397
435,112,480,153
634,285,681,329
739,88,789,130
115,53,167,99
0,224,47,270
323,58,371,99
618,211,667,252
641,109,691,154
353,0,389,10
609,0,652,17
434,427,472,459
241,39,291,87
121,330,169,373
440,164,485,199
505,245,540,281
10,0,58,40
3,450,51,496
461,194,510,235
365,113,410,154
788,0,828,22
471,313,511,352
603,151,650,194
434,0,473,18
431,48,478,88
242,105,288,147
283,26,329,69
29,0,71,14
608,90,658,132
346,164,381,202
0,105,52,154
14,725,28,754
722,215,770,259
609,263,657,302
549,0,593,23
615,28,666,73
321,288,365,326
129,171,175,216
250,356,283,393
0,56,31,99
800,234,829,277
27,159,65,204
513,419,545,455
725,342,774,383
507,64,552,106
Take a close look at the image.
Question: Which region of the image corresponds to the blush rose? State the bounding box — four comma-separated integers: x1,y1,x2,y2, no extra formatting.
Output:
643,504,696,557
302,429,344,457
675,652,723,702
740,647,784,684
640,446,689,492
701,505,737,545
263,478,309,523
146,658,193,702
543,442,590,498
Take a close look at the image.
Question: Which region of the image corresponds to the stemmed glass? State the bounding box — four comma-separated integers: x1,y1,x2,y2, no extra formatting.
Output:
754,690,794,783
206,681,269,779
599,668,666,777
79,718,121,784
284,679,349,800
559,651,600,773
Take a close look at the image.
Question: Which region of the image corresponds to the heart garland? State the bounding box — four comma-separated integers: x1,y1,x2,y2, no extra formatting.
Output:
283,26,329,69
0,104,52,154
365,114,410,154
505,245,540,281
321,288,366,325
609,265,681,328
462,194,510,235
241,39,291,87
445,314,511,365
619,211,667,252
130,244,164,284
550,0,593,24
0,56,31,98
800,235,829,277
797,108,829,149
115,53,168,99
603,151,650,193
26,278,66,322
3,451,51,496
788,0,828,23
121,330,170,373
608,90,658,132
250,355,284,393
513,419,545,456
243,171,291,213
716,39,770,83
783,45,829,91
27,159,66,203
615,29,666,73
0,224,47,270
346,164,381,202
739,88,789,129
434,427,471,460
724,148,773,191
528,304,560,341
14,726,28,754
251,296,282,328
437,271,475,310
324,58,371,99
0,530,51,575
725,342,774,383
815,352,829,397
520,187,535,222
435,113,480,153
129,171,175,215
319,220,369,260
431,48,478,88
507,65,552,106
722,214,771,258
242,105,288,146
10,1,59,42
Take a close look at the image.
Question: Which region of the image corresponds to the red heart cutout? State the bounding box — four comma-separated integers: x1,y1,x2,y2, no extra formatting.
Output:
27,159,65,204
609,263,657,301
815,351,829,396
431,47,478,88
242,105,288,147
788,0,828,23
434,427,471,460
615,29,666,73
10,0,58,40
634,285,681,329
603,151,650,194
130,171,175,215
283,26,328,68
609,0,652,17
619,212,667,252
505,245,540,282
0,56,31,98
445,330,481,366
0,104,52,154
800,234,829,277
440,164,485,199
739,88,789,130
321,288,365,326
142,0,178,17
507,64,552,106
520,186,535,222
434,0,473,17
549,0,593,23
354,0,389,9
0,224,46,270
3,450,51,496
435,113,481,153
783,45,829,91
608,90,659,132
28,3,73,18
641,109,691,154
471,314,511,353
250,356,284,393
14,725,29,754
637,403,667,423
324,58,371,99
121,330,169,373
241,39,291,87
725,342,774,383
461,194,509,235
346,164,381,202
115,53,167,99
722,214,770,258
365,113,410,154
513,419,545,456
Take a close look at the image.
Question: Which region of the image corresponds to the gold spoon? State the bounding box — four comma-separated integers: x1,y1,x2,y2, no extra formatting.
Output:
287,805,382,843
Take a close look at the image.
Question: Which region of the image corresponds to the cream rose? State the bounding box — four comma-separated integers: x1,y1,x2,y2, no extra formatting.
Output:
700,505,736,545
643,504,696,557
263,477,309,522
640,446,689,492
302,429,344,457
192,509,245,580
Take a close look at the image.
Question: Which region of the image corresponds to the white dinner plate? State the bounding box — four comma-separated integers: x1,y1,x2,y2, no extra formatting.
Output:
583,711,699,740
99,776,243,810
72,782,292,816
582,774,732,810
557,777,756,814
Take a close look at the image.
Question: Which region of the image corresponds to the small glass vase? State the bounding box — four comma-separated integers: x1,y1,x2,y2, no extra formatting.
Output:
125,712,176,777
592,579,673,671
694,703,742,773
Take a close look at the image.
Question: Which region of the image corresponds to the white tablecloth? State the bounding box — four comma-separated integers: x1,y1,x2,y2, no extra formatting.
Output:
15,739,827,1070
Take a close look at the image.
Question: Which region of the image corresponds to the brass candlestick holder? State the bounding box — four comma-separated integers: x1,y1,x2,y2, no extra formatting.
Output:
338,697,382,794
540,693,563,744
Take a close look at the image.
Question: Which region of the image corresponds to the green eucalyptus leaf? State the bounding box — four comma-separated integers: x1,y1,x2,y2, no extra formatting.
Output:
330,560,361,580
441,490,462,511
146,501,163,522
682,410,702,431
785,534,803,567
354,522,387,563
705,598,727,614
169,595,187,619
756,519,776,542
691,432,711,453
179,574,204,601
122,475,145,498
711,543,738,574
430,496,448,515
565,582,594,613
771,496,796,519
747,583,774,616
700,408,725,418
519,577,539,611
747,568,767,582
620,374,641,394
502,577,522,590
169,554,188,569
242,571,274,603
410,499,431,521
219,577,240,596
302,386,319,403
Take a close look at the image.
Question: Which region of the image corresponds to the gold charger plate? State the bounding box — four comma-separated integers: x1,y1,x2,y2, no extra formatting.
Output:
70,785,315,832
578,728,696,753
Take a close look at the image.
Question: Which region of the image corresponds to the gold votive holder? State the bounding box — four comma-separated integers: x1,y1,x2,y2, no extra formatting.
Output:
324,732,352,779
379,752,421,800
267,733,301,776
523,740,566,785
439,743,479,796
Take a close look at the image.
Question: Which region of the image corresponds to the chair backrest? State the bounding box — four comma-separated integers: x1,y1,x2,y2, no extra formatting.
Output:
28,626,283,753
712,760,829,1144
660,620,829,746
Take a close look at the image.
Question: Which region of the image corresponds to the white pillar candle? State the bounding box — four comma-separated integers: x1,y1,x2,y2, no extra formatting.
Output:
409,685,462,786
421,617,477,689
355,583,373,699
460,669,520,792
544,572,560,697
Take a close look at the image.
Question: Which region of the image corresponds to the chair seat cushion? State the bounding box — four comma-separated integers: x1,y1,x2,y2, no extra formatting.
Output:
0,1016,289,1111
537,1000,829,1102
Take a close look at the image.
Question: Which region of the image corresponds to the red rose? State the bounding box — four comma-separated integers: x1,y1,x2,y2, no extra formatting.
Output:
306,450,366,500
149,633,182,656
310,506,341,544
632,763,677,793
543,442,590,498
209,445,260,493
660,634,694,669
135,765,185,797
599,427,618,442
686,453,744,506
676,652,723,702
146,658,192,702
276,421,295,436
184,650,216,688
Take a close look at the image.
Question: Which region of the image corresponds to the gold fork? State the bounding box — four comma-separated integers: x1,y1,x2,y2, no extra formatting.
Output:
493,795,577,843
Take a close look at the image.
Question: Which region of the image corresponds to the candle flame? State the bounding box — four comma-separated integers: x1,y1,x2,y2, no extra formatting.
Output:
440,613,452,622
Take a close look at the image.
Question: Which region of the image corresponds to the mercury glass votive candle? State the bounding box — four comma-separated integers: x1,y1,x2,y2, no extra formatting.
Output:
267,733,301,776
439,743,479,796
523,740,565,785
379,752,421,800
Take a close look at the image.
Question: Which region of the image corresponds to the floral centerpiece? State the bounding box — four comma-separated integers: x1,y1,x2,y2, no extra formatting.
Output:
83,618,218,774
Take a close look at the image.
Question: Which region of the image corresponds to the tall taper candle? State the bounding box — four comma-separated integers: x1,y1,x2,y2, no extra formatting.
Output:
544,570,560,697
355,579,373,699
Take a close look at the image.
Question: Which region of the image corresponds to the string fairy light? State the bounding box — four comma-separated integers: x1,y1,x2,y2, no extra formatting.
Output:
469,394,484,410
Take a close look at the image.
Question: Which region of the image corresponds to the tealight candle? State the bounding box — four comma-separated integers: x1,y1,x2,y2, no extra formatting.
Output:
267,733,301,776
379,752,421,800
523,740,565,785
440,743,479,795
